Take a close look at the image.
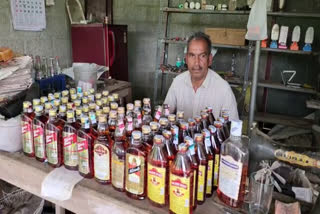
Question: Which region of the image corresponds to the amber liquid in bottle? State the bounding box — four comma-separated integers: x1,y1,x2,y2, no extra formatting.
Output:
142,125,153,155
206,106,216,125
179,122,190,144
125,131,147,200
169,143,193,214
210,124,221,191
33,106,48,162
202,129,214,197
108,110,117,144
46,110,64,168
22,102,35,157
147,135,169,207
94,115,111,184
63,111,80,170
77,116,96,178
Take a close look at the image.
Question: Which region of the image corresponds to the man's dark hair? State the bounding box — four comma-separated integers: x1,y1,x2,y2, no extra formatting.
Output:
187,32,212,55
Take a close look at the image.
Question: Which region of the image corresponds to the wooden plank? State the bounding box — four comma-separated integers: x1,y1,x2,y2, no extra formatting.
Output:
0,151,227,214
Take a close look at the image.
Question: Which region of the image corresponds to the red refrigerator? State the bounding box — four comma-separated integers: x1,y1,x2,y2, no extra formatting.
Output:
71,24,128,81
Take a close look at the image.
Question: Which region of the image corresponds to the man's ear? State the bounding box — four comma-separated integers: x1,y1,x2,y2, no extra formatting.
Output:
208,53,213,66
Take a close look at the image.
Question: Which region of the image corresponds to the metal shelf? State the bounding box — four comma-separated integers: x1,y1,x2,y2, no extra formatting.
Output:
268,11,320,18
258,81,317,94
261,47,318,55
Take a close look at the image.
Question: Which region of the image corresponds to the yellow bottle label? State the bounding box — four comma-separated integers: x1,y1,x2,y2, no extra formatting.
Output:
46,127,59,165
125,154,145,195
63,130,78,167
33,123,45,159
197,165,206,201
94,144,110,181
206,160,213,194
147,164,166,205
193,169,196,206
169,174,191,214
77,135,90,174
274,149,320,169
21,117,33,154
112,153,125,189
213,154,220,187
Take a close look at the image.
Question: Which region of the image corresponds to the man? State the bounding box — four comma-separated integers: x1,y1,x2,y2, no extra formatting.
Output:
164,32,239,121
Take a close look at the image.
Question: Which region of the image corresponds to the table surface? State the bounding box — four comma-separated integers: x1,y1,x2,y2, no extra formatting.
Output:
0,151,243,214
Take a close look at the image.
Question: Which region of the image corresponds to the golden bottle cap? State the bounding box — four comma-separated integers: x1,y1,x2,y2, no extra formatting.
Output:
54,92,61,99
71,94,77,100
103,106,110,114
99,115,107,123
117,107,125,114
89,103,96,110
214,121,223,128
76,108,82,116
83,91,89,97
168,114,176,122
61,97,68,104
194,116,201,123
74,100,81,107
159,117,168,126
95,93,102,100
48,93,54,101
150,122,160,130
112,93,119,100
89,88,95,94
77,92,83,99
143,98,150,105
101,97,108,105
201,112,208,119
66,110,74,119
110,102,118,110
40,96,48,104
83,105,89,113
49,109,57,117
153,135,163,144
102,90,109,97
134,100,141,107
69,88,76,95
33,99,41,106
142,125,151,134
59,105,66,113
23,101,31,109
62,90,69,97
81,116,89,124
188,118,196,126
35,105,43,113
180,121,188,130
194,133,203,142
109,110,117,119
53,99,61,107
45,102,52,110
96,109,103,117
82,97,89,104
96,100,102,107
126,103,134,111
162,130,172,139
177,111,184,119
107,95,114,102
132,130,142,140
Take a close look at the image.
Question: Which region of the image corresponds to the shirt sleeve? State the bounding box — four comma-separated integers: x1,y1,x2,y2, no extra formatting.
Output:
164,79,177,114
222,86,239,121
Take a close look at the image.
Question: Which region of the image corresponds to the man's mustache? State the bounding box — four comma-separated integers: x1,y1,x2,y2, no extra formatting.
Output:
191,66,203,70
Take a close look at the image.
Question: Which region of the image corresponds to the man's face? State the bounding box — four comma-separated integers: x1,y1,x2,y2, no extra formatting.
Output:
186,39,213,81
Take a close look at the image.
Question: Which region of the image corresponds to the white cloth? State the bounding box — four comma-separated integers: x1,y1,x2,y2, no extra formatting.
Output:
164,69,239,121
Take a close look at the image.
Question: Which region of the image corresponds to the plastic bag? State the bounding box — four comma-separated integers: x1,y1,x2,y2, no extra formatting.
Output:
245,0,268,41
0,115,22,152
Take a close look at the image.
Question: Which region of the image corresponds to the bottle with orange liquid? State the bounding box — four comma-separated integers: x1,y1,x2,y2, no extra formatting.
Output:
194,116,202,134
206,106,216,125
147,135,169,207
33,105,48,162
141,125,153,154
162,130,175,167
108,110,117,140
162,104,170,118
209,125,220,191
125,131,147,200
170,125,179,153
202,129,214,197
21,101,35,157
169,143,193,214
153,105,162,122
217,120,249,208
194,133,207,205
125,115,133,145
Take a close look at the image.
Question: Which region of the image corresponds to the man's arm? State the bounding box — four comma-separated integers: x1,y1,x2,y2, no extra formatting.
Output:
164,80,177,114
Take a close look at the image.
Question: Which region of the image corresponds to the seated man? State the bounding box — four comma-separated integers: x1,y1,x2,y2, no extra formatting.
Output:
164,32,239,120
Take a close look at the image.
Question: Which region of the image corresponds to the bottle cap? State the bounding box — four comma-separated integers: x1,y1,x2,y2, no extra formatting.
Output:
222,113,230,122
83,91,89,97
89,103,96,110
180,121,188,130
77,92,83,99
67,110,74,119
23,101,31,109
112,93,119,100
71,94,77,101
117,107,125,114
99,115,107,123
150,122,160,130
48,94,55,101
69,88,76,95
171,125,179,134
61,97,68,104
67,102,74,110
214,121,223,128
142,125,151,134
82,97,89,104
132,130,142,140
54,92,61,99
53,99,61,107
82,105,89,113
162,130,172,139
153,135,163,144
109,110,117,119
96,100,102,107
40,96,48,104
76,108,82,116
103,106,110,114
194,133,203,142
168,114,176,122
88,94,95,102
49,109,57,117
59,105,66,113
159,117,169,126
96,109,103,117
126,103,134,111
101,97,108,105
134,100,141,107
102,90,109,97
218,117,225,123
62,90,69,97
194,116,201,123
177,111,184,119
188,118,195,126
231,120,242,137
74,100,81,107
35,105,43,113
107,95,114,102
143,98,150,104
201,112,209,119
33,98,41,106
45,102,52,110
89,88,95,94
110,102,118,110
206,106,213,113
95,93,102,100
184,136,194,147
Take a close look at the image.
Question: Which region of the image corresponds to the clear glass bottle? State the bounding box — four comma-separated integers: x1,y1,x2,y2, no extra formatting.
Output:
188,118,196,139
159,117,169,133
206,106,216,125
33,105,48,162
162,104,170,118
134,100,142,112
142,108,153,125
162,130,175,167
142,98,151,116
170,125,179,153
21,101,35,157
102,90,109,98
168,114,177,129
141,125,153,154
202,128,214,197
41,57,48,78
126,103,134,117
54,56,61,75
125,131,147,200
94,115,111,184
169,143,194,214
194,133,207,204
150,122,160,137
147,135,169,207
209,125,221,191
217,120,249,208
117,107,125,122
63,110,80,170
45,109,63,168
153,105,162,122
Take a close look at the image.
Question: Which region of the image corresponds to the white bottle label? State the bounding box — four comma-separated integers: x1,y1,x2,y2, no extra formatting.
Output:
218,155,243,200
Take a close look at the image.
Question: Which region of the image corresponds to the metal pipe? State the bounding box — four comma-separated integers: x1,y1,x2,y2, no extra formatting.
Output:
248,40,261,136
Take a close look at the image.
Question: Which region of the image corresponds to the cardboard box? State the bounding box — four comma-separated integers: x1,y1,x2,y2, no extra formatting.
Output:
205,28,247,46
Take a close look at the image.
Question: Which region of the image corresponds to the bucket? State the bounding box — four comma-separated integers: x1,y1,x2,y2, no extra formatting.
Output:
73,63,98,91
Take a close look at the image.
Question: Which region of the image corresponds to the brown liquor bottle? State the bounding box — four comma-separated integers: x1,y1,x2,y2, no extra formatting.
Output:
33,105,48,162
202,129,214,197
21,101,35,157
141,125,153,154
162,130,176,167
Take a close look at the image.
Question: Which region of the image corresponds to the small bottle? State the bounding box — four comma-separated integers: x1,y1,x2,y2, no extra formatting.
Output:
33,105,48,162
88,88,95,95
142,98,151,116
162,104,170,118
125,116,134,144
194,116,202,134
200,112,209,130
176,111,185,126
63,110,80,170
209,125,221,191
147,135,169,207
141,125,153,154
69,88,76,96
48,94,55,103
21,101,35,157
45,109,63,168
214,121,226,144
125,131,147,200
169,143,193,214
142,108,153,125
117,107,126,122
126,103,134,117
150,122,160,137
134,100,142,112
89,102,97,113
217,120,249,208
221,110,231,134
94,115,111,184
162,130,176,167
102,90,109,98
194,134,207,205
153,105,162,122
77,115,96,178
133,110,143,131
159,117,169,133
168,114,177,129
218,117,230,139
202,129,214,197
108,110,117,139
170,125,179,153
188,118,196,139
58,105,67,123
67,102,73,111
40,96,48,105
41,57,48,78
206,106,216,125
179,122,190,144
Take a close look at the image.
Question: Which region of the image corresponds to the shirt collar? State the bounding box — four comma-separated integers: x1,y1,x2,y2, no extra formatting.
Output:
185,69,212,88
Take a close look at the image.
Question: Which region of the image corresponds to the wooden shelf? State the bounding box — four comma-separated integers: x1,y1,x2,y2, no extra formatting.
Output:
255,112,313,129
258,81,317,94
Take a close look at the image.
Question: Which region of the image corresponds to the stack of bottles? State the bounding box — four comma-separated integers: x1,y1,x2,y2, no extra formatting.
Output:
21,87,249,213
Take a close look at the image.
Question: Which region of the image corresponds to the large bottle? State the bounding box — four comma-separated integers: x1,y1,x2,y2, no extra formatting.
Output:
194,133,207,205
94,115,111,184
217,120,249,208
169,143,194,214
45,109,64,168
147,135,169,207
33,105,48,162
202,129,214,197
63,110,80,170
77,115,96,178
125,131,147,200
209,125,221,191
21,101,35,157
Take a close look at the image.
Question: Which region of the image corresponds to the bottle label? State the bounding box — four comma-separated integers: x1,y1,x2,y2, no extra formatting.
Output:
197,165,206,201
155,110,161,120
169,174,191,214
46,126,59,165
147,164,166,205
125,154,145,195
77,135,90,174
206,160,213,194
112,153,125,189
213,154,220,187
33,123,45,159
94,144,110,181
193,169,196,206
63,130,78,167
218,155,243,200
21,118,33,154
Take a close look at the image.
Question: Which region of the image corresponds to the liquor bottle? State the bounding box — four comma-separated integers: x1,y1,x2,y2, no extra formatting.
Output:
117,107,126,122
71,94,77,102
88,94,95,104
62,90,69,98
141,125,153,154
134,100,142,112
133,110,143,131
142,98,151,116
218,117,230,139
125,116,134,145
77,115,96,178
188,118,196,139
108,110,117,139
94,115,111,184
142,107,153,125
40,96,48,105
159,117,169,133
168,114,177,129
67,102,73,111
89,102,97,113
102,90,109,98
89,112,98,135
170,125,179,153
33,98,41,108
41,57,48,78
34,55,42,80
101,97,108,108
110,102,118,111
209,125,221,191
54,56,61,75
48,94,55,103
185,136,199,210
54,92,61,100
95,93,102,101
206,106,216,125
217,120,249,208
179,122,190,144
194,134,207,204
96,109,103,119
21,101,35,157
61,97,68,106
153,105,162,122
103,106,110,115
126,103,134,117
176,111,185,126
82,96,89,105
202,129,214,197
147,135,169,207
69,88,76,96
44,102,52,118
33,105,48,162
214,121,226,143
48,58,55,77
200,112,209,130
125,131,147,200
221,110,231,135
162,130,175,167
63,110,80,170
58,105,67,123
75,107,82,124
194,116,202,134
53,99,61,109
112,93,120,106
169,143,193,214
150,122,160,137
45,109,63,168
112,119,128,192
162,104,170,118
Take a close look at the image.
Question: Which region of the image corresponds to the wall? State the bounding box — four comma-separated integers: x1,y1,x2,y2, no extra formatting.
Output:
0,0,72,68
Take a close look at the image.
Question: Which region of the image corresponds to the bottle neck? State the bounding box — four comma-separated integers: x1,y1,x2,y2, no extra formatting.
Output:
132,138,142,146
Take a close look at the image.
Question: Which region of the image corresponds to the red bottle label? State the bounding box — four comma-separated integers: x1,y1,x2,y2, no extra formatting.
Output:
21,116,33,154
33,123,45,159
77,136,89,174
63,130,78,167
46,127,59,165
